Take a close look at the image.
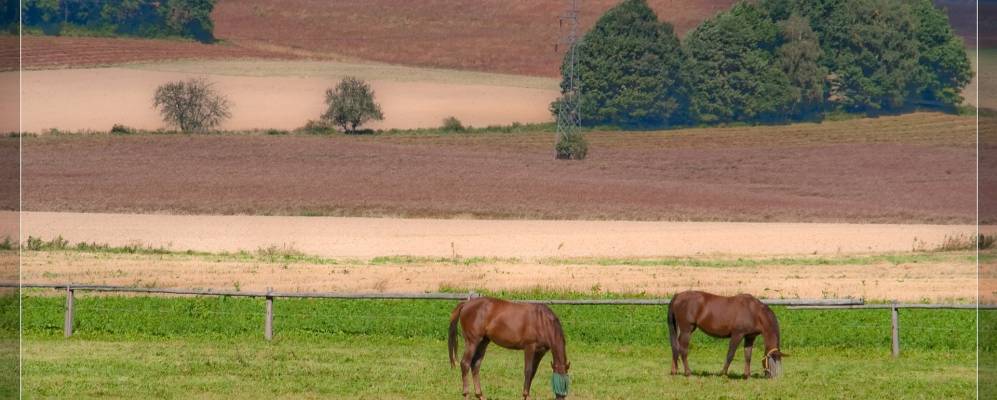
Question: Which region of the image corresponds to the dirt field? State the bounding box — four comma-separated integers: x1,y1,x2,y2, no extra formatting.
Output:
212,0,977,77
213,0,736,77
9,35,299,72
20,250,975,302
9,63,557,133
22,112,976,223
17,212,975,258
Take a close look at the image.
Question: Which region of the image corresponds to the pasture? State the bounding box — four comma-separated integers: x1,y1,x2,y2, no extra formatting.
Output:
19,293,978,399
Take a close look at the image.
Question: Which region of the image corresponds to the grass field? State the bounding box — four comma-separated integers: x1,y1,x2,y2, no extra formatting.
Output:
21,112,976,223
19,294,978,399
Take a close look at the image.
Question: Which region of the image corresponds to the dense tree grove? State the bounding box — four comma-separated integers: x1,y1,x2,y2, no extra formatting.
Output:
557,0,972,128
21,0,216,43
561,0,687,128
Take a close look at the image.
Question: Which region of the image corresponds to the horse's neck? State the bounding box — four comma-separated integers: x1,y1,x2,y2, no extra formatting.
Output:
762,318,780,351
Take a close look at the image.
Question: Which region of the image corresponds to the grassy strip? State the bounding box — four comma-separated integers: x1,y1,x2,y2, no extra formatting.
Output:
23,337,975,399
17,295,976,350
20,236,975,268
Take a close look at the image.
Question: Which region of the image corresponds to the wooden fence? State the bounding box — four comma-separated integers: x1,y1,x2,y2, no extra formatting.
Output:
17,283,993,356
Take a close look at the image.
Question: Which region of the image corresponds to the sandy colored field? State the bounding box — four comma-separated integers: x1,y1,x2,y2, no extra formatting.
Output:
21,250,975,303
8,62,557,133
19,212,975,259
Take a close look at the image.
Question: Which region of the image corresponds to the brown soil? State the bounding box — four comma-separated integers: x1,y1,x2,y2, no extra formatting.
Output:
212,1,977,77
10,35,300,72
22,112,976,223
21,251,976,303
213,0,737,77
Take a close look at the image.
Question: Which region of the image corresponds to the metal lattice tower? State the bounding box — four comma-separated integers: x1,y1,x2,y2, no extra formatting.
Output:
555,0,582,159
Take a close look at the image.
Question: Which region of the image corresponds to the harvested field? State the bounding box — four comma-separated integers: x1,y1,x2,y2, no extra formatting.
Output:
22,112,976,223
10,35,299,71
9,65,557,133
20,250,976,303
17,212,975,258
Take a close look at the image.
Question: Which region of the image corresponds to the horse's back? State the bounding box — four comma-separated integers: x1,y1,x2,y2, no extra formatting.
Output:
671,291,766,337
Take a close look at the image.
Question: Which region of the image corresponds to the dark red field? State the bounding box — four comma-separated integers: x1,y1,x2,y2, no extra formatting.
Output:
6,35,300,72
21,113,975,223
213,0,737,77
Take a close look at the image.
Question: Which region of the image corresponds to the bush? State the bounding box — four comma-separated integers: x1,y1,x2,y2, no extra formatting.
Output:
441,116,466,132
555,132,588,160
321,77,384,134
563,0,687,128
153,78,231,133
110,124,134,135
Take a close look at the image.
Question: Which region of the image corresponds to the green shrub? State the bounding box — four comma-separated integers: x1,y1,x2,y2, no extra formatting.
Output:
555,133,588,160
110,124,134,135
440,116,466,132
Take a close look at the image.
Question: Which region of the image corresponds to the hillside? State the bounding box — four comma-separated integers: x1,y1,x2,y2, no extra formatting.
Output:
213,0,737,77
214,0,978,77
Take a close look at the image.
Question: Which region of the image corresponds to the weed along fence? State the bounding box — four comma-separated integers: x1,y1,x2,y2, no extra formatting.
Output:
18,283,988,355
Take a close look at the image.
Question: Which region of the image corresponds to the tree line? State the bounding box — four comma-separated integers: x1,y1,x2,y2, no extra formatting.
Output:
559,0,973,129
20,0,216,43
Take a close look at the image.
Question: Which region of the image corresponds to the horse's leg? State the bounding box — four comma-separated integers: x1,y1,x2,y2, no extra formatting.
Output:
471,339,490,400
721,334,744,377
670,336,680,375
522,347,544,400
679,324,694,376
743,335,757,379
460,338,480,400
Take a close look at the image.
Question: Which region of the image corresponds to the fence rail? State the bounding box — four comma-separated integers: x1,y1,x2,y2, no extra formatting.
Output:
14,283,990,357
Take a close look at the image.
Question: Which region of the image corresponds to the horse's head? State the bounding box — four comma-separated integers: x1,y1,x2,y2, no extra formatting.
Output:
551,361,570,399
762,348,787,378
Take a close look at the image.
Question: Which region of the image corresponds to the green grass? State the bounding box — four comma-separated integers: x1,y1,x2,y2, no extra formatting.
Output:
17,294,978,398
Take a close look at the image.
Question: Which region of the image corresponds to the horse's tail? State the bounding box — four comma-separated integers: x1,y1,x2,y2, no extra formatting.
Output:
667,303,678,351
448,301,465,368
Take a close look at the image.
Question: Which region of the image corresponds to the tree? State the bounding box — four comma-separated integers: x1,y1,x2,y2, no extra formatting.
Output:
153,78,231,132
909,0,972,107
561,0,687,128
818,0,920,112
775,14,826,117
685,2,796,123
322,77,384,133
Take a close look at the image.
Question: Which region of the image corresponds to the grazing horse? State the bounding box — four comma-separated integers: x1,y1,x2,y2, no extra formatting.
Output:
667,290,785,379
448,297,571,400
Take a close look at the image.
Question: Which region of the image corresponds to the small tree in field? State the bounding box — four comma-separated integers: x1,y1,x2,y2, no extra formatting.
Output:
153,78,231,132
322,77,384,133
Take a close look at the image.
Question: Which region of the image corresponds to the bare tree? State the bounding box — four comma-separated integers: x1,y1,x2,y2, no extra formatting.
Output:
153,78,231,133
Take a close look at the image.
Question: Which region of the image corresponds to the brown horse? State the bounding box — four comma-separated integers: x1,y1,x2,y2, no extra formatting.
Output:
667,291,785,379
448,297,571,400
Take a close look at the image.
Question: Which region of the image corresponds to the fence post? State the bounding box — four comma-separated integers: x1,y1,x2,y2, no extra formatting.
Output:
890,301,900,358
265,287,273,341
64,286,74,338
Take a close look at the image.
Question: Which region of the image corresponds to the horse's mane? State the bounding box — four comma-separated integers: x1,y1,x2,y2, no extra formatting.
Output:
762,304,781,341
535,303,566,344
